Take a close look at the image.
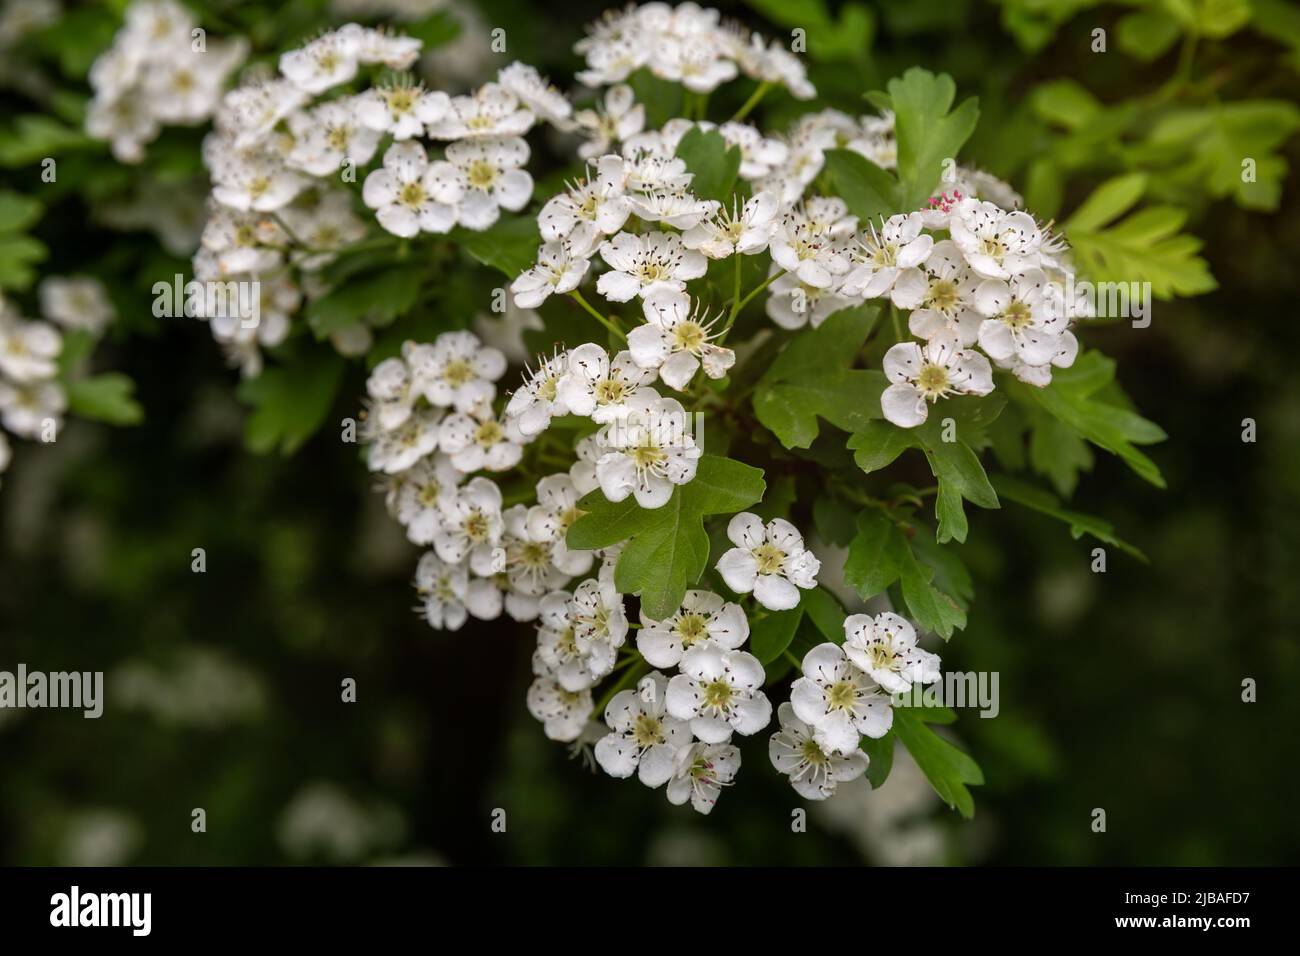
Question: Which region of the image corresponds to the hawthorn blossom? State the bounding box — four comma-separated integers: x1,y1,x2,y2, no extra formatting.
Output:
596,231,707,302
527,674,593,743
880,330,994,429
718,123,789,180
716,513,821,611
666,741,740,815
38,276,115,334
538,157,631,258
627,290,734,389
363,142,457,237
498,62,572,127
510,242,590,309
414,552,470,631
0,315,60,382
666,643,771,743
682,191,778,259
907,239,983,345
627,189,718,231
433,476,504,566
427,136,533,231
768,215,851,289
839,213,933,306
973,268,1069,369
843,612,942,695
286,99,382,176
765,273,855,330
426,82,534,139
356,82,450,140
366,407,443,474
574,85,645,159
949,198,1043,279
568,578,629,683
439,401,525,472
0,379,65,438
505,349,570,437
558,345,656,423
210,152,307,213
768,701,868,800
279,30,360,94
638,590,749,669
393,455,464,546
790,642,893,754
407,331,506,412
595,391,701,508
594,671,692,786
525,474,593,575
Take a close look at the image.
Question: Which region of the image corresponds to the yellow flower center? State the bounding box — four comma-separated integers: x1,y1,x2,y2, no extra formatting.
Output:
916,362,950,398
753,542,785,575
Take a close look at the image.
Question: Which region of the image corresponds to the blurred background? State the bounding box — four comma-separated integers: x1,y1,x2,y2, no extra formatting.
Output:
2,0,1299,865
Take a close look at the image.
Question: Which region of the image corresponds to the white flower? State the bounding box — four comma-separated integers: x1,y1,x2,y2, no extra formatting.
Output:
765,272,854,330
843,611,941,695
525,474,593,576
426,82,534,139
790,643,893,754
638,590,748,669
339,23,422,70
574,85,645,159
211,152,307,213
768,701,868,800
839,214,933,306
433,475,503,567
973,268,1069,368
279,30,359,94
628,290,734,389
414,552,470,631
217,79,308,150
594,671,692,786
198,207,285,276
745,37,816,99
665,741,740,815
569,434,604,495
716,513,821,611
717,123,788,180
997,330,1079,387
38,276,114,334
907,239,983,346
427,136,533,231
596,231,707,302
526,674,593,743
355,82,450,140
880,330,995,429
366,406,442,474
362,142,457,238
595,391,701,508
537,156,631,258
505,350,570,437
408,330,506,412
497,61,572,127
0,378,65,438
393,455,464,545
569,577,629,683
627,189,718,231
0,315,60,382
666,643,771,743
681,191,778,259
497,503,576,594
286,98,382,176
949,198,1043,279
365,356,417,432
510,242,591,309
768,213,851,289
439,401,524,473
557,344,656,423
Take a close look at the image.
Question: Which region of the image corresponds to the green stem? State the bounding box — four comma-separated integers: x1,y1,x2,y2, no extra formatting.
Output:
725,268,786,331
569,289,627,342
730,81,772,123
783,649,802,670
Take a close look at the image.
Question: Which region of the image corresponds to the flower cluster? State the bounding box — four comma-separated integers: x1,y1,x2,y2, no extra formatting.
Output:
0,277,117,482
86,0,247,163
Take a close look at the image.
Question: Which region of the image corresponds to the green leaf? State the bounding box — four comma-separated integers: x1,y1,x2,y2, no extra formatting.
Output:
991,474,1146,561
888,68,980,209
675,127,741,204
1063,172,1148,233
744,0,875,63
1116,7,1182,61
822,149,900,223
569,456,765,619
750,607,803,664
892,706,983,818
65,373,143,426
897,536,966,639
847,420,915,474
0,192,43,233
0,115,96,167
1023,353,1167,488
800,586,846,642
236,353,345,456
455,216,541,277
753,305,885,448
860,731,894,788
914,415,999,545
843,508,904,599
0,192,46,292
1029,79,1103,130
306,266,423,338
